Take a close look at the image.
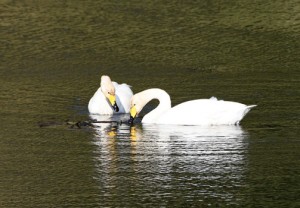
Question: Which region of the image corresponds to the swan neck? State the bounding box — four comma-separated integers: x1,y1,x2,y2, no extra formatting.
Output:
141,89,171,123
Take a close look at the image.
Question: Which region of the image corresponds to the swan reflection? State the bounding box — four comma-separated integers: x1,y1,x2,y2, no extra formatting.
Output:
90,115,249,200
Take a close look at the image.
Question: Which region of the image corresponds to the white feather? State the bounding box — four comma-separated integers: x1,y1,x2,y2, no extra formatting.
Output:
88,77,133,115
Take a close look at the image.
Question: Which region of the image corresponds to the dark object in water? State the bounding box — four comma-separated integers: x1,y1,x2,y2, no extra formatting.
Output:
38,119,124,129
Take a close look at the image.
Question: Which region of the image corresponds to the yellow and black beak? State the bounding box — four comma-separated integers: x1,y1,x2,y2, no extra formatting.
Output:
128,106,137,124
108,94,119,112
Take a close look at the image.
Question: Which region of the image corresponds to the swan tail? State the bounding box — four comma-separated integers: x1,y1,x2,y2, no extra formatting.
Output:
243,105,257,116
247,105,257,109
234,105,256,125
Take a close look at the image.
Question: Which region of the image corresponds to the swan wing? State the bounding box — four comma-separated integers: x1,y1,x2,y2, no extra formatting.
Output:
157,98,253,125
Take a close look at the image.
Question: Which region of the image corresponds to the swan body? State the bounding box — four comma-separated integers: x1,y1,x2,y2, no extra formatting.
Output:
88,75,133,115
129,88,256,125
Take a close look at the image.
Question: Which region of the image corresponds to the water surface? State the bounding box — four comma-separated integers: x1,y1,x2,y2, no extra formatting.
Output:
1,1,299,207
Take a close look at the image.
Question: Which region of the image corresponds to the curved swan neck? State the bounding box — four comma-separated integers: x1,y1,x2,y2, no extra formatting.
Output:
139,89,171,123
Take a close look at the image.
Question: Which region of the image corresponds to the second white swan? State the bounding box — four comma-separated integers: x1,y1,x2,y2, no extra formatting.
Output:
128,88,256,125
88,75,133,115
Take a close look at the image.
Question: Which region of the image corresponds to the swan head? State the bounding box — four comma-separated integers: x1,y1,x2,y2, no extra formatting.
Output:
100,75,119,112
128,93,145,124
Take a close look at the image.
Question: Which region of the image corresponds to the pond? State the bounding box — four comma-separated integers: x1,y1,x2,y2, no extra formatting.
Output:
1,1,299,207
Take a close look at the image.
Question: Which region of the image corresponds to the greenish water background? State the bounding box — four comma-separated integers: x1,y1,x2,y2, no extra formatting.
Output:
1,0,300,73
1,0,299,207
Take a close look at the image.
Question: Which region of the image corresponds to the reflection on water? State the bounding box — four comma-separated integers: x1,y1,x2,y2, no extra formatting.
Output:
90,114,249,206
1,0,299,206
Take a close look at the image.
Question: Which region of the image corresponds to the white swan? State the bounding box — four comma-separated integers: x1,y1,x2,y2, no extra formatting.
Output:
128,88,256,125
88,75,133,115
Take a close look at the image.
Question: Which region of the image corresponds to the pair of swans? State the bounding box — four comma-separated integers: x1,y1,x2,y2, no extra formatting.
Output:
88,75,256,125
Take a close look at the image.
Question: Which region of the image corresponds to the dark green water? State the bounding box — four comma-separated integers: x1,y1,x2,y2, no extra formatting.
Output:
1,1,299,207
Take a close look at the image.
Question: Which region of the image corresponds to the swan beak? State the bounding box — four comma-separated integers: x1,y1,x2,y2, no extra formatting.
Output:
108,94,119,112
128,106,137,124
